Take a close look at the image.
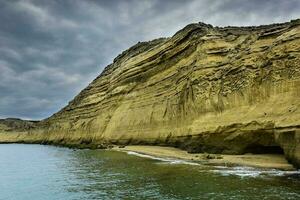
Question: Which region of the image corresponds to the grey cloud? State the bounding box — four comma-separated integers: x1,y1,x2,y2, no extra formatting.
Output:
0,0,299,120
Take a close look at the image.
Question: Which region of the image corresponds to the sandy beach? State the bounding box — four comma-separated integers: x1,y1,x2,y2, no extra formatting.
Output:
113,145,295,170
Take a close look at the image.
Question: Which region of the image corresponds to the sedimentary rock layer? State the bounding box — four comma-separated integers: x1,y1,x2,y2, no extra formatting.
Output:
1,20,300,167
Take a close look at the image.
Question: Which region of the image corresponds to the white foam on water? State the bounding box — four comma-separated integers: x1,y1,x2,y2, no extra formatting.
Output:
211,166,300,178
126,151,300,177
126,151,201,166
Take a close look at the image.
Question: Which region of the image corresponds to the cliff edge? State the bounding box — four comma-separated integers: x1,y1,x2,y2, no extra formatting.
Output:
1,20,300,168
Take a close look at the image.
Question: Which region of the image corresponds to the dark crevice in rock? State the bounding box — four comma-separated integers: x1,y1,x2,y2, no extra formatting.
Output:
244,145,284,154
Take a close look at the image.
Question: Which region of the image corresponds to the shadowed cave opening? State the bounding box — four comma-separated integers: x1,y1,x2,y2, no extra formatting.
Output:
244,145,284,154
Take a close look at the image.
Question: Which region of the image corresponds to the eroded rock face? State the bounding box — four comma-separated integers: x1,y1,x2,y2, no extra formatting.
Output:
0,118,39,144
2,20,300,167
0,118,38,132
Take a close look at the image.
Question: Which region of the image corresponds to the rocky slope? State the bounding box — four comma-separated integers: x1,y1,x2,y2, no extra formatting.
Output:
1,20,300,168
0,118,38,143
0,118,37,130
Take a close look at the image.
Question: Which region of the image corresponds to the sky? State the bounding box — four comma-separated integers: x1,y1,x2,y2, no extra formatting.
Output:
0,0,299,120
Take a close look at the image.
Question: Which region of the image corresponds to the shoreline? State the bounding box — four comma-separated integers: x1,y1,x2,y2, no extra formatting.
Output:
113,145,295,171
0,141,296,170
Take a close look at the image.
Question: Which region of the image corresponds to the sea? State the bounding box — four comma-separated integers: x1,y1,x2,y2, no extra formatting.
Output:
0,144,299,200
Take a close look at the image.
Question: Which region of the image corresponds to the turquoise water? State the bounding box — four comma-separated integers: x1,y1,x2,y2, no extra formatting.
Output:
0,144,299,200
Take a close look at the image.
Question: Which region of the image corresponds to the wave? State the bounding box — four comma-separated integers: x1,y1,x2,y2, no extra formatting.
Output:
211,166,300,178
126,151,300,178
126,151,201,166
125,151,300,178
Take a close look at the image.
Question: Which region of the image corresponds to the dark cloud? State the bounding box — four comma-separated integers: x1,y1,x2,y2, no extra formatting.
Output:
0,0,299,120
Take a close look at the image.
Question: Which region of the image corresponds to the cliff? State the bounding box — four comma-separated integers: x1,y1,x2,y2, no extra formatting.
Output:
1,20,300,168
0,118,37,131
0,118,38,143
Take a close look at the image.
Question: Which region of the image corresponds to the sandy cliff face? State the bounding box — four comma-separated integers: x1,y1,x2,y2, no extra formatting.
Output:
1,20,300,167
0,118,38,142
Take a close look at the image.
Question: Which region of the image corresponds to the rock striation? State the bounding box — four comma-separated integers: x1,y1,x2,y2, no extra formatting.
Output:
1,20,300,168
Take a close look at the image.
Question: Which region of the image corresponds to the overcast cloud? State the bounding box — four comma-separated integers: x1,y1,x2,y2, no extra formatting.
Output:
0,0,299,120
